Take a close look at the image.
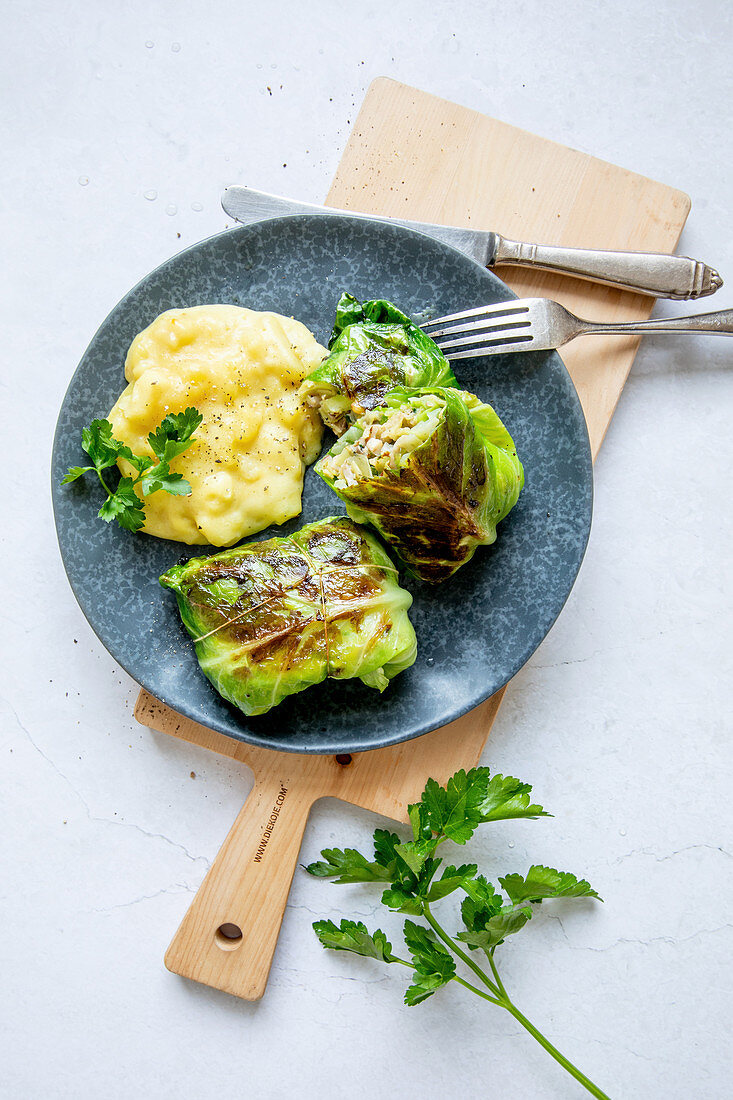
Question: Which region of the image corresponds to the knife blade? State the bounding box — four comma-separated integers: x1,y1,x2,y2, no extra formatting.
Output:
222,185,493,265
221,185,722,301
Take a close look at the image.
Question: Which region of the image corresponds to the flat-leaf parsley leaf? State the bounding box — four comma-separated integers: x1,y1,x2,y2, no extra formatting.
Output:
307,767,609,1099
62,409,203,532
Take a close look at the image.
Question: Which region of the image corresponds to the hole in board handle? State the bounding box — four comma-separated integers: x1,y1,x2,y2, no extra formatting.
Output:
215,923,243,951
335,753,352,766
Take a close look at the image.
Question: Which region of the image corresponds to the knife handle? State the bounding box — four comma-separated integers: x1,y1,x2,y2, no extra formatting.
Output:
493,237,722,300
221,186,723,301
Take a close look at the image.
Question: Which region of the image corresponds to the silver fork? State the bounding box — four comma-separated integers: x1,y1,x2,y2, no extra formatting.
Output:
421,298,733,359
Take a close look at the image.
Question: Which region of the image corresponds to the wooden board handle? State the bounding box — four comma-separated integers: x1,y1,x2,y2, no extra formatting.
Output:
164,761,315,1000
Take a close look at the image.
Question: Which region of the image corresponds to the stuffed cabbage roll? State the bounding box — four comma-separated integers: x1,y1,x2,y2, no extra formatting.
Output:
316,389,524,583
301,294,457,435
159,517,417,716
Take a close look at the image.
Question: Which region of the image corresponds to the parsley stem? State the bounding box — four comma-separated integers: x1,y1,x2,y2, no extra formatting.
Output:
96,470,114,497
424,908,608,1097
502,1001,610,1100
422,903,501,999
486,949,508,1000
451,974,502,1006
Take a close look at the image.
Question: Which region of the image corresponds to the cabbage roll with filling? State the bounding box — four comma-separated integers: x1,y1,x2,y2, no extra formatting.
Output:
316,389,524,583
159,517,417,716
301,294,457,435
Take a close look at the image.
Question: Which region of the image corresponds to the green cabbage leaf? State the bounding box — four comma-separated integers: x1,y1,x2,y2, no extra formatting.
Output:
159,517,417,716
301,294,457,435
316,389,524,583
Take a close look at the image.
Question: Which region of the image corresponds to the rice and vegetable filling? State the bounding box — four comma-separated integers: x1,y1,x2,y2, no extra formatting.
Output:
323,393,445,488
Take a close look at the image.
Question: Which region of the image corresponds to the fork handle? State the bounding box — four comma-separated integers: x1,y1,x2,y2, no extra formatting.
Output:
494,238,722,300
576,308,733,337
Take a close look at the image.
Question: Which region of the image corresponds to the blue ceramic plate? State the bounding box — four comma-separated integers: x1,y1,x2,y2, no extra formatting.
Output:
52,215,592,754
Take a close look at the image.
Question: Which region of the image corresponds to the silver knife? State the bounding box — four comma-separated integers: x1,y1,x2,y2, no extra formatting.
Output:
222,185,722,301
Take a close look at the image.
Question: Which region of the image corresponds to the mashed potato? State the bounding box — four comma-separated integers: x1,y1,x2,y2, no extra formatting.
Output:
107,305,326,545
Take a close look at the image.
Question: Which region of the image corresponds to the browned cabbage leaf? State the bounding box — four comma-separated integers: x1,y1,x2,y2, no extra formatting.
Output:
159,517,417,716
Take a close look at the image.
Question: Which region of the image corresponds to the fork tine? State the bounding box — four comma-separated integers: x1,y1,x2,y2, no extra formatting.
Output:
442,334,535,359
430,316,532,340
438,330,535,352
422,297,548,358
421,302,530,328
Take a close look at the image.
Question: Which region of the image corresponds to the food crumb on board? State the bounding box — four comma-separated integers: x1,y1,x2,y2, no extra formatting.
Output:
190,771,196,779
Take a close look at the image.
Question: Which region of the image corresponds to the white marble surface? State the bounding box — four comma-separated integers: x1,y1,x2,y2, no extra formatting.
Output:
3,2,732,1097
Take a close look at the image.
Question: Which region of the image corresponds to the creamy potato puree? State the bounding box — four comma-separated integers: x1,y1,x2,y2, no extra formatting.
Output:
107,305,326,545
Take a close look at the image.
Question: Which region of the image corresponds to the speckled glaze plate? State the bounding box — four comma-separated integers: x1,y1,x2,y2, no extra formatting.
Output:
52,215,592,754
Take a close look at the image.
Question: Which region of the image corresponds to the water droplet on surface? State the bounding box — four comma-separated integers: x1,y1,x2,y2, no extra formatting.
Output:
145,40,154,48
143,189,158,201
191,201,203,212
508,841,515,849
270,62,277,69
619,828,627,837
166,203,178,216
78,176,89,186
171,42,181,52
425,657,435,667
256,63,263,70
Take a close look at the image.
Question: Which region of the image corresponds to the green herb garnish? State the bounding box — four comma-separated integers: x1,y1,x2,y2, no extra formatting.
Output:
62,408,203,531
306,767,609,1099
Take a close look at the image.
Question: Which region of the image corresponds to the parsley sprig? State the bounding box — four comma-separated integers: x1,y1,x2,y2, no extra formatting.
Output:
306,767,609,1099
62,408,203,531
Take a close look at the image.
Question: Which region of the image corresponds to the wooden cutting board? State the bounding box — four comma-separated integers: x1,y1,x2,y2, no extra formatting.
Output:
135,78,691,1000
